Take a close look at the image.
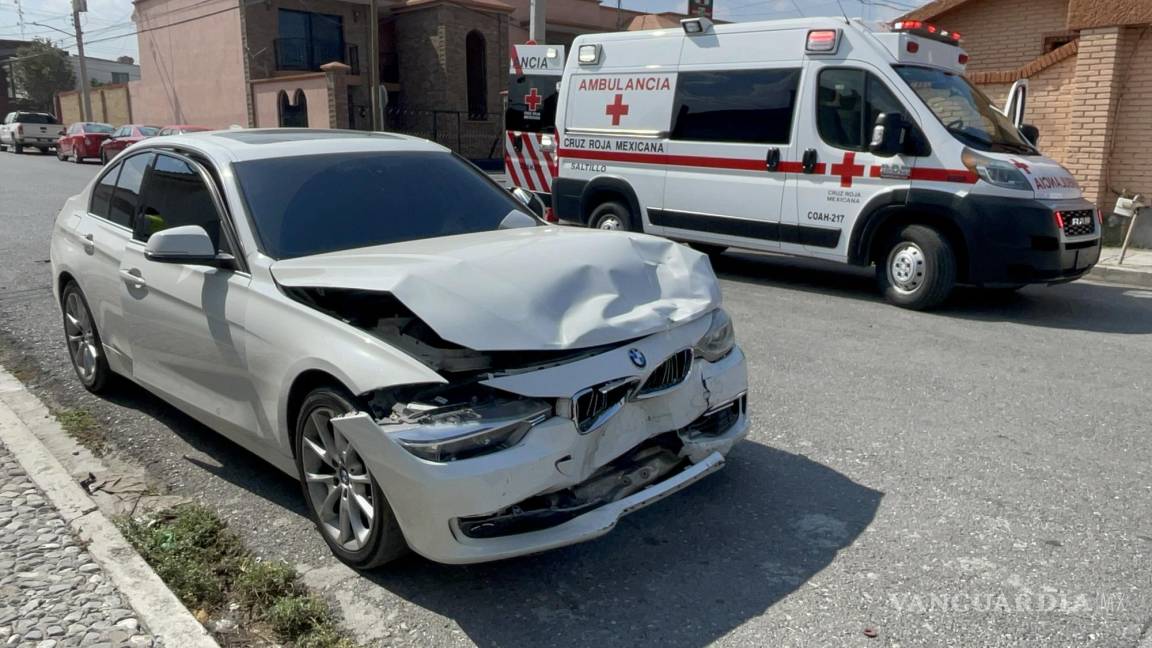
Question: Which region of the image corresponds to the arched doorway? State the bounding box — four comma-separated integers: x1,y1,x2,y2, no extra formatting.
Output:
278,89,309,127
465,31,487,119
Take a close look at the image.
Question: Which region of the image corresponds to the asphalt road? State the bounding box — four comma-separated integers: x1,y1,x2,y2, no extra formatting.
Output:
1,149,1150,648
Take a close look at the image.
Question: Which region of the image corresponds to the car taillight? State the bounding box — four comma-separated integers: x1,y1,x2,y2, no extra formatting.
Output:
14,124,22,136
1096,208,1103,225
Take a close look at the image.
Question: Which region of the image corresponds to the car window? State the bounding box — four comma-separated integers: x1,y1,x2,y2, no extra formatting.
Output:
17,113,58,124
109,153,152,229
233,151,528,259
84,123,114,134
671,68,801,144
139,126,159,136
136,153,230,253
817,68,905,152
90,162,122,222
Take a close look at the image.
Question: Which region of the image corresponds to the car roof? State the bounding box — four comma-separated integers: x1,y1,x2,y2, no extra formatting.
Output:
141,128,450,162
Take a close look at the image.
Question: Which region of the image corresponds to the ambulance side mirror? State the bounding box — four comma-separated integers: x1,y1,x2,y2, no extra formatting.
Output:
511,187,546,218
869,112,906,158
1019,124,1040,147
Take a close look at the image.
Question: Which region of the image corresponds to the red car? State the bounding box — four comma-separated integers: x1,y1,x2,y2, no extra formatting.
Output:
157,125,212,135
56,122,114,164
99,124,160,164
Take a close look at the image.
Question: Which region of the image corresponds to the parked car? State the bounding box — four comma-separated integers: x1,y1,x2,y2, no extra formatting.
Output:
100,124,160,163
156,125,211,136
49,129,748,569
57,122,115,163
0,111,63,154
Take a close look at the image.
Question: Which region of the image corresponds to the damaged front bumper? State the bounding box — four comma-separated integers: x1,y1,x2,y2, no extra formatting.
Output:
332,321,749,564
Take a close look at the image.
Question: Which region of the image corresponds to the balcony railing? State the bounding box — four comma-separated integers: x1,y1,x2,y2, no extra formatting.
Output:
275,37,346,71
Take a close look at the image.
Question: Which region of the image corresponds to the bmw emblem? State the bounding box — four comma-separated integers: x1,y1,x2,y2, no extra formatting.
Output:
628,348,647,368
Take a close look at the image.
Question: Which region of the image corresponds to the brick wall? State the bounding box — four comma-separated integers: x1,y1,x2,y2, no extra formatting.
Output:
1107,27,1152,202
934,0,1070,72
1063,27,1131,207
974,54,1076,164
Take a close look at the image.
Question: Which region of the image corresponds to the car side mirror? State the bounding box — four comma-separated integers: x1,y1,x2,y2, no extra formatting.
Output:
869,112,906,158
511,186,545,218
145,225,232,267
1020,123,1040,146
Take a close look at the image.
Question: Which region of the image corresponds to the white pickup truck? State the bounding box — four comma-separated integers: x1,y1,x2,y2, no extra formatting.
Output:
0,111,63,154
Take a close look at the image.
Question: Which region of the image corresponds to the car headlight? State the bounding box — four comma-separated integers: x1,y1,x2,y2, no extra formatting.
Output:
389,397,551,462
961,148,1032,191
693,308,735,362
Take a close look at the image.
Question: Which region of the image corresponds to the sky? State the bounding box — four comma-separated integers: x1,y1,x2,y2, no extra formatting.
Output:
0,0,928,62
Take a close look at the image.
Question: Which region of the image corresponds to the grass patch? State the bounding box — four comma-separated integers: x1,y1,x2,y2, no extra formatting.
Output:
119,504,357,648
56,408,104,452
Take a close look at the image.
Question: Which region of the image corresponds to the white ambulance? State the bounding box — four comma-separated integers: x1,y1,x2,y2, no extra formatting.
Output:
549,17,1102,309
504,43,566,210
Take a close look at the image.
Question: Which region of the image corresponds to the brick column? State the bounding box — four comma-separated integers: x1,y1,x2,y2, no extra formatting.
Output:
321,61,351,129
1064,27,1133,207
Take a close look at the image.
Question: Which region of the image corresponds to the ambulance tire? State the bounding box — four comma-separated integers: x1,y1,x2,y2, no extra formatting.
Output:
877,224,956,310
590,201,635,232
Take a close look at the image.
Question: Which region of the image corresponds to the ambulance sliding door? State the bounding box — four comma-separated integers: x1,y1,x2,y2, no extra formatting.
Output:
656,28,807,250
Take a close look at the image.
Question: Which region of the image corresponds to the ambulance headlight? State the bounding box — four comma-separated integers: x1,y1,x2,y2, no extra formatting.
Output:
962,148,1032,191
694,308,735,363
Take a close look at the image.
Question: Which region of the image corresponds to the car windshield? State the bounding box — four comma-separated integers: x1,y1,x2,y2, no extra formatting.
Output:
234,151,531,259
894,65,1037,155
83,123,114,133
139,126,160,136
17,113,58,124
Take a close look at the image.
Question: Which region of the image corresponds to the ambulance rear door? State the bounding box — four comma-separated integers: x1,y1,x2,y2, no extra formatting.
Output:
505,45,564,197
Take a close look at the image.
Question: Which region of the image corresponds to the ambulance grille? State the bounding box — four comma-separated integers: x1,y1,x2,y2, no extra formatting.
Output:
1061,209,1095,238
637,349,694,397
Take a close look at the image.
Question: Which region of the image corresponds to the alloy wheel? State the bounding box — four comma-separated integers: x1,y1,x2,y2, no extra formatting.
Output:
597,215,623,230
63,291,100,385
300,407,376,552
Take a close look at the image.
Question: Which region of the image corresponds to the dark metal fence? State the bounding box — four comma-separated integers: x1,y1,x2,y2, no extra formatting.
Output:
383,107,502,162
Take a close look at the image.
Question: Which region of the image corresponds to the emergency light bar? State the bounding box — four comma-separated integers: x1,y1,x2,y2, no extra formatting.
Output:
892,19,962,44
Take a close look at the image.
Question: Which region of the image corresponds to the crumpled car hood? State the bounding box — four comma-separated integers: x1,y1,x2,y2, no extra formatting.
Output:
269,226,720,351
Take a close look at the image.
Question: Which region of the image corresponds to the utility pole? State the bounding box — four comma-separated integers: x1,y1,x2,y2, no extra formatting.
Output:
71,0,92,122
529,0,545,42
367,0,380,130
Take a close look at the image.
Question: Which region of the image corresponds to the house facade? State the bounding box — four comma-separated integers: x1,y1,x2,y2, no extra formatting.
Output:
127,0,675,159
904,0,1152,244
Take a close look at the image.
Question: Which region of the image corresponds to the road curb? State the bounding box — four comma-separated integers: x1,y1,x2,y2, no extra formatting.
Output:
1086,264,1152,289
0,367,218,648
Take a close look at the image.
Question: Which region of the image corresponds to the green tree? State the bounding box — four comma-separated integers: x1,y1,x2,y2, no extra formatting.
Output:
12,39,75,112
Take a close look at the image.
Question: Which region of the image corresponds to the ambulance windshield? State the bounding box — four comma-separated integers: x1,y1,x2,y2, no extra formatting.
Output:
506,74,559,133
895,66,1038,155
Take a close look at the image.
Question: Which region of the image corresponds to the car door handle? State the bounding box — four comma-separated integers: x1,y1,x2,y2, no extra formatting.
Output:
765,147,781,172
802,149,819,174
119,268,147,288
81,233,94,253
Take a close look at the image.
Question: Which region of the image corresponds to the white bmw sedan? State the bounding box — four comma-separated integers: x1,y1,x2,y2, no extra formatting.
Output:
49,129,749,568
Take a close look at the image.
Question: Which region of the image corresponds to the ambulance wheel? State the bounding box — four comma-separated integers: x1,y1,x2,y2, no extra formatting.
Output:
877,224,956,310
590,201,634,232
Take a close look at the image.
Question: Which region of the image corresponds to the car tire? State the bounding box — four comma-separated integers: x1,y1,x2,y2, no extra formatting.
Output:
72,150,83,164
56,146,65,161
13,144,22,154
100,150,108,165
294,386,408,570
60,281,116,394
689,242,728,257
876,224,956,310
589,201,635,231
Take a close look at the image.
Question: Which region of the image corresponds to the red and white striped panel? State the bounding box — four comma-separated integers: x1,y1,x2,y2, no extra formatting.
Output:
504,131,558,194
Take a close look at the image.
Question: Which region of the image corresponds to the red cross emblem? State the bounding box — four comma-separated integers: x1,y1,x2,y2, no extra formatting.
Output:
524,88,541,112
830,151,865,188
605,94,630,126
1011,159,1031,174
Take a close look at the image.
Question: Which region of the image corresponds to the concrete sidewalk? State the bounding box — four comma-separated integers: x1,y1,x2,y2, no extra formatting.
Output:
1089,246,1152,288
0,368,217,648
